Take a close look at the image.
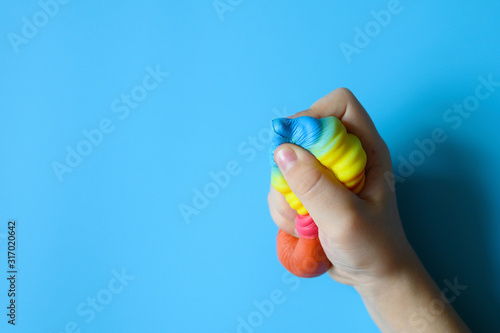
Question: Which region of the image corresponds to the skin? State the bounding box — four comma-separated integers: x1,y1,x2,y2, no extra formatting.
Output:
268,88,470,333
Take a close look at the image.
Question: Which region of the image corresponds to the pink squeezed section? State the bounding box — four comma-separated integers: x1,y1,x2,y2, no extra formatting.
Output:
295,214,318,239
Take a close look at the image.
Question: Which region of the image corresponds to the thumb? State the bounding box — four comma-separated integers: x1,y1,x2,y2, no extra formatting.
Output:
274,143,358,230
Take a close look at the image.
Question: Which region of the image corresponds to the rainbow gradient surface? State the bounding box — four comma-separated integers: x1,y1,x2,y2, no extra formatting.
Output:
270,116,366,215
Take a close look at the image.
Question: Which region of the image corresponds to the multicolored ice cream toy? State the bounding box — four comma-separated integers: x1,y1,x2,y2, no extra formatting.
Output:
270,116,367,277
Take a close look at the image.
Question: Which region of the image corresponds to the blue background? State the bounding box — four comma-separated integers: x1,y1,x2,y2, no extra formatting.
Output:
1,0,499,332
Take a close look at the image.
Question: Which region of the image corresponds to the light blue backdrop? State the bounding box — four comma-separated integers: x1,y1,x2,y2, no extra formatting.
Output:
1,0,499,332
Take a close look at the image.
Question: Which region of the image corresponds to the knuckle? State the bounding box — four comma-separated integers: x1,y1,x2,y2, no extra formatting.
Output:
381,141,392,160
271,210,294,232
293,168,324,201
336,87,355,100
276,202,292,218
269,189,295,219
376,137,390,157
273,215,287,229
269,199,293,225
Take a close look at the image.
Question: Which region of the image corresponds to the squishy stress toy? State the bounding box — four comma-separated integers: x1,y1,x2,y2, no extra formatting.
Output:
270,116,367,278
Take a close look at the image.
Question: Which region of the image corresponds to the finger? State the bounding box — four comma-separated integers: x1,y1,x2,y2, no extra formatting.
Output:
294,88,392,199
267,186,298,237
268,201,298,237
307,88,383,153
287,110,309,119
274,143,358,234
362,140,394,201
268,185,297,221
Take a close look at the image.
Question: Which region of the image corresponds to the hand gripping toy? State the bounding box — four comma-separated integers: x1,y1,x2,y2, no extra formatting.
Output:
270,116,367,278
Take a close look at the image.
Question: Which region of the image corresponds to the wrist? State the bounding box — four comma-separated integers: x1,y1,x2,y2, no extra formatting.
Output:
354,248,471,333
354,246,423,300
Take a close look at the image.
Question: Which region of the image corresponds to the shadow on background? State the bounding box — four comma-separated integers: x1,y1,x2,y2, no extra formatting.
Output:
396,140,499,332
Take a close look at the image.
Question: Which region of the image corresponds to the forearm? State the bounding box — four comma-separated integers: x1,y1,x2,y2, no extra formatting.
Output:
356,252,470,333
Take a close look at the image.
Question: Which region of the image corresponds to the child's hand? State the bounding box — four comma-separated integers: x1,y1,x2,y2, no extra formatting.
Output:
268,88,470,332
269,87,410,287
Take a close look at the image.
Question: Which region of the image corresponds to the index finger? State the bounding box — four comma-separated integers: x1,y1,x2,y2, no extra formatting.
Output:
291,88,392,198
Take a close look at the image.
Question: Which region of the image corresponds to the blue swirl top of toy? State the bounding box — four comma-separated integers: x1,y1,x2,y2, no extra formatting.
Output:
269,116,325,168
